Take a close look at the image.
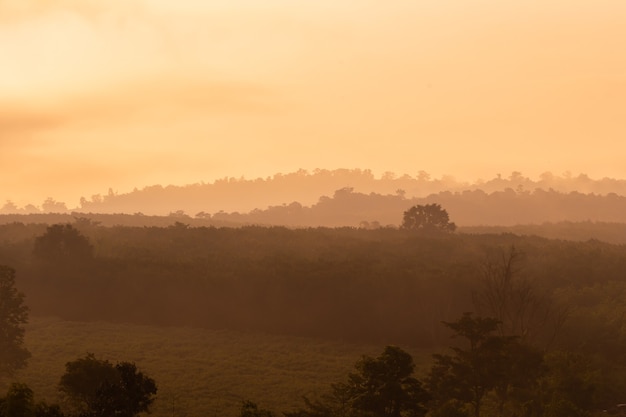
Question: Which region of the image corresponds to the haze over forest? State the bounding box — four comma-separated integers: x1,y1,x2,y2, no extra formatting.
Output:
2,2,626,416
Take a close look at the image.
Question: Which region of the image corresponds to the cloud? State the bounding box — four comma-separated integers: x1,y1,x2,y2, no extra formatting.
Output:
0,106,64,136
0,77,276,137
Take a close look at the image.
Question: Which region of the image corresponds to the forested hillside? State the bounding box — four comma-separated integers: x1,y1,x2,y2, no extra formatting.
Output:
3,192,626,248
3,170,626,220
205,187,626,227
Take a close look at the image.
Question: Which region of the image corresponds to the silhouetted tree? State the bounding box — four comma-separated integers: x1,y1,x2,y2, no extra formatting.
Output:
0,383,65,417
346,346,429,417
288,347,428,417
473,246,567,346
59,354,156,417
427,313,545,417
427,314,504,417
41,198,67,213
0,266,30,379
33,224,93,263
0,383,35,417
401,204,456,233
59,354,118,415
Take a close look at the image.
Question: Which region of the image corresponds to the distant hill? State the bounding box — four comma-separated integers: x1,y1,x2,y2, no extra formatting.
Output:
206,187,626,228
2,187,626,243
3,169,626,239
3,169,626,216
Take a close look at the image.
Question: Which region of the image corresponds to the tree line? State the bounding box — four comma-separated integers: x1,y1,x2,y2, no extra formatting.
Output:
3,187,626,231
0,221,625,349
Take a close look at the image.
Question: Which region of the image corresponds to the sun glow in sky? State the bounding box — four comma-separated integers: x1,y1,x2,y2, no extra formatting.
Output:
1,0,625,206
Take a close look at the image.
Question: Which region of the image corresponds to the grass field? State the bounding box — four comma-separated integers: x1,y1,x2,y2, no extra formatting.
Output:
16,316,433,417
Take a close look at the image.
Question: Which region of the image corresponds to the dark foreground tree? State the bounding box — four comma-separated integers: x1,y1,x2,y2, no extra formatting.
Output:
427,314,502,417
401,204,456,233
0,383,64,417
0,265,30,380
0,383,34,417
347,346,430,417
289,346,429,417
59,354,156,417
427,313,544,417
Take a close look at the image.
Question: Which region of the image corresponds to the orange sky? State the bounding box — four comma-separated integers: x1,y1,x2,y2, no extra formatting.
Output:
1,0,625,207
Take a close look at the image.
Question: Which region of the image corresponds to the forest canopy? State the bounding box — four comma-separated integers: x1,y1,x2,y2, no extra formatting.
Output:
0,222,623,352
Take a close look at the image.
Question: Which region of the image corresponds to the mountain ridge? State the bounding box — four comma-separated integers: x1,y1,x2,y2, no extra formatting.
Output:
4,169,626,216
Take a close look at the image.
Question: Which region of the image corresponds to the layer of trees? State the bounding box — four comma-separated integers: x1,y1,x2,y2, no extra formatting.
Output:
0,222,624,352
3,188,626,231
205,188,626,227
2,215,626,245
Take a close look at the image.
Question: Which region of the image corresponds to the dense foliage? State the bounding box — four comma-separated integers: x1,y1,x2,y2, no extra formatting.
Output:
287,346,429,417
59,354,156,417
0,353,156,417
0,222,625,351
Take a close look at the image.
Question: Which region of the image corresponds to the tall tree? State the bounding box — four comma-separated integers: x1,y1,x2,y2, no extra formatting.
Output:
32,224,93,264
473,246,567,346
427,313,544,417
401,204,456,233
427,314,502,417
0,266,30,380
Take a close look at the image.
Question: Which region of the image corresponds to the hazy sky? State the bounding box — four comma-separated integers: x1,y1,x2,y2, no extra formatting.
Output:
1,0,625,206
